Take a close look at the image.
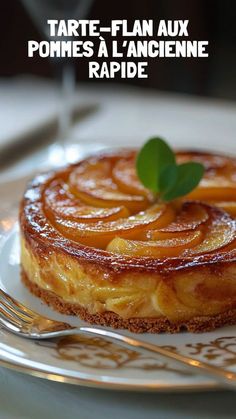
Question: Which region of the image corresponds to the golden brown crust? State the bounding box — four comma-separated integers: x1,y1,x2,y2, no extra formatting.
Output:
22,269,236,334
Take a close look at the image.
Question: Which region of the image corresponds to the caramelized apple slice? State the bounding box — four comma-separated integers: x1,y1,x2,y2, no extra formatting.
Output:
176,152,235,171
112,157,153,199
107,230,203,257
106,294,158,318
148,202,208,240
186,206,235,255
173,268,236,314
44,179,129,222
49,204,174,249
156,273,236,322
154,280,198,322
209,202,236,217
177,151,236,201
186,178,236,201
69,158,149,213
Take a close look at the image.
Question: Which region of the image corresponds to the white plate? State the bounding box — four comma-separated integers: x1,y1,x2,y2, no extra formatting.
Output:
0,176,236,392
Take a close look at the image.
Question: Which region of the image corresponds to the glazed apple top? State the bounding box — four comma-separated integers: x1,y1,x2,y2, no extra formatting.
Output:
21,150,236,266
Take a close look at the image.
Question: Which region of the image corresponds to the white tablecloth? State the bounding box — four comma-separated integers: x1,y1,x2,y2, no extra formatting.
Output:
1,77,236,418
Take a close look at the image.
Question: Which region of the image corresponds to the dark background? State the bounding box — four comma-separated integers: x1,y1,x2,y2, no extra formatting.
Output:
1,0,236,99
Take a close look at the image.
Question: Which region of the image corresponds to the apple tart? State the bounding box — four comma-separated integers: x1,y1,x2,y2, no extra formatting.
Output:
20,150,236,333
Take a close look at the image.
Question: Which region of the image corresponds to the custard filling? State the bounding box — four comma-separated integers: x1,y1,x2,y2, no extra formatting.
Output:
21,237,236,321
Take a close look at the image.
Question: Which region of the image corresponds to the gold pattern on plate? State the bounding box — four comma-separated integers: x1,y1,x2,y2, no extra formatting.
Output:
37,336,236,376
37,336,191,376
184,336,236,368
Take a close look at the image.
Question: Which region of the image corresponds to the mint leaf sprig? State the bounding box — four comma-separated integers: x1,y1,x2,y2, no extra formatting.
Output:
136,137,204,202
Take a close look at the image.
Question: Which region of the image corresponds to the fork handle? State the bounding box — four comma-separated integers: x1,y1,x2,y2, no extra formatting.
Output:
71,326,236,389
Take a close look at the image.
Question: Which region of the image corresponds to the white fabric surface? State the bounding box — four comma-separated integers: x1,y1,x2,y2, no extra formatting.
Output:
1,76,236,418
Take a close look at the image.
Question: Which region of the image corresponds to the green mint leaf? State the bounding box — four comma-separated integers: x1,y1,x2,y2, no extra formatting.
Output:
136,137,176,192
136,138,205,202
161,162,204,202
158,164,178,194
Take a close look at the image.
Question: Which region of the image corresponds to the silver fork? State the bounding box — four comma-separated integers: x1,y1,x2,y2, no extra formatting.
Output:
0,287,236,389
